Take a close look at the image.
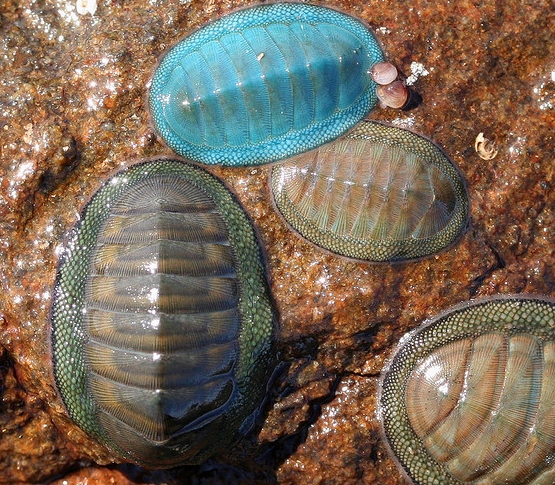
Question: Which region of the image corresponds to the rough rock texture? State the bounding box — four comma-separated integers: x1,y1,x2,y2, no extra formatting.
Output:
0,0,554,483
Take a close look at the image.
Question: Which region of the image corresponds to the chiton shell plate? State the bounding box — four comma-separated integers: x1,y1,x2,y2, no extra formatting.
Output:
51,159,276,468
270,121,469,262
379,295,555,485
149,3,384,166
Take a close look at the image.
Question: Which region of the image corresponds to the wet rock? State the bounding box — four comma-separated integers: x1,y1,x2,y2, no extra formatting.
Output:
0,0,554,483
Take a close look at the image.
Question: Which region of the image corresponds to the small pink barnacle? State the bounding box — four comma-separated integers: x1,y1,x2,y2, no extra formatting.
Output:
371,62,399,86
377,80,409,109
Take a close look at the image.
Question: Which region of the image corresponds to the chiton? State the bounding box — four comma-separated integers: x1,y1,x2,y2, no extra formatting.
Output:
379,295,555,485
50,159,276,468
270,121,468,262
149,3,385,166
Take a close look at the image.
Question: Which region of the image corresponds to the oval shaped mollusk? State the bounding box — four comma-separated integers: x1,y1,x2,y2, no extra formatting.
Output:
379,295,555,485
149,3,384,166
270,121,468,262
50,159,276,468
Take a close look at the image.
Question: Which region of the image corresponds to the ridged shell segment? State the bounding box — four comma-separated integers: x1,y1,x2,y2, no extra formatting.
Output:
149,3,384,166
270,121,468,262
379,296,555,485
51,160,275,468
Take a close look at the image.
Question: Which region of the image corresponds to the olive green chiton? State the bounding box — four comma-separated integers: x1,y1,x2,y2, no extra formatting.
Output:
50,159,276,468
270,121,469,262
379,295,555,485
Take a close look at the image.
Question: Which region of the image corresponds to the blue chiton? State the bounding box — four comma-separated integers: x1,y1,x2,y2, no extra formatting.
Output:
149,3,385,166
50,159,276,468
270,121,469,262
379,295,555,485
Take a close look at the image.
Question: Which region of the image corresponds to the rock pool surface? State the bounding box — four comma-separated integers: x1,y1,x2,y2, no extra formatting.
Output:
0,0,554,483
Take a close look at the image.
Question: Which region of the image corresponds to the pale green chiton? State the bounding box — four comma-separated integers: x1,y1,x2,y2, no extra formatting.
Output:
270,121,469,262
50,159,276,468
379,295,555,485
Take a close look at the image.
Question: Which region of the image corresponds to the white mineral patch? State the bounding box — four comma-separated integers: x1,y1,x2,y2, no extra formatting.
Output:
76,0,97,15
405,62,430,86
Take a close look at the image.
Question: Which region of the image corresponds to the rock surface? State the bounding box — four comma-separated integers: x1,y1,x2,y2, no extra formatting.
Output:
0,0,554,483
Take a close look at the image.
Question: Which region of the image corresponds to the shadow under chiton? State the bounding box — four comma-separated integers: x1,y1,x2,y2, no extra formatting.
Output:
149,3,384,166
50,159,276,468
379,295,555,485
270,121,469,262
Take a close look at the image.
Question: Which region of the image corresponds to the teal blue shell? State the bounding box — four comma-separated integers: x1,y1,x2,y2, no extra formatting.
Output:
149,3,384,166
50,159,276,468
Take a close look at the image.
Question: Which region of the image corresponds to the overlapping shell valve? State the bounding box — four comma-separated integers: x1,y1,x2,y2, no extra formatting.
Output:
49,2,549,482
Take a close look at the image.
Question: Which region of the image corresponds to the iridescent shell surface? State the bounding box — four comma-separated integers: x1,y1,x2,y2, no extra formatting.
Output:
270,121,468,262
50,160,276,468
379,296,555,485
149,3,384,166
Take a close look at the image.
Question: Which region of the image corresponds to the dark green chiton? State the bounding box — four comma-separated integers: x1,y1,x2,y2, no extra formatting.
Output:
270,121,469,262
50,159,276,468
379,295,555,485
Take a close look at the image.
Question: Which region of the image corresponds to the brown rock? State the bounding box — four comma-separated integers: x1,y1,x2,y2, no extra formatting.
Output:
0,0,554,483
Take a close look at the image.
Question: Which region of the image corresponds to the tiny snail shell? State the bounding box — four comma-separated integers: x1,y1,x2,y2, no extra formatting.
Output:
474,132,499,160
377,80,409,109
379,295,555,485
50,159,276,468
270,121,468,262
371,62,399,85
149,3,385,166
